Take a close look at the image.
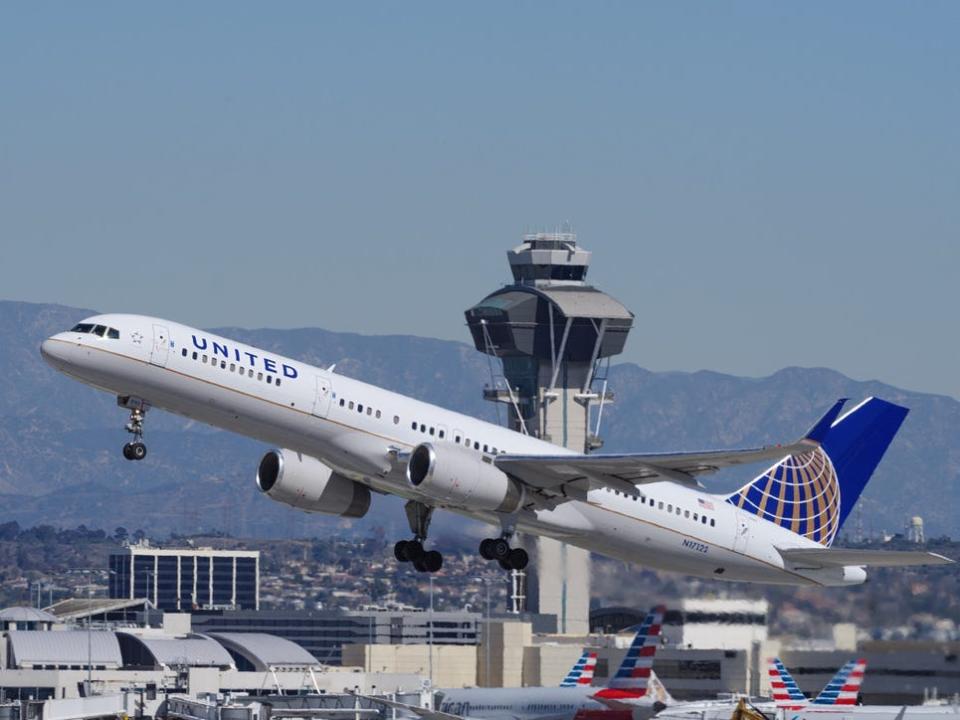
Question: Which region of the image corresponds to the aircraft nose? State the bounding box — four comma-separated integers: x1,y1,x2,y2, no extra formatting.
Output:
40,336,70,367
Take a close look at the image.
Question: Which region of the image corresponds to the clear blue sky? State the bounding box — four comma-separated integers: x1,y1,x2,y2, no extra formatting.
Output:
2,2,958,398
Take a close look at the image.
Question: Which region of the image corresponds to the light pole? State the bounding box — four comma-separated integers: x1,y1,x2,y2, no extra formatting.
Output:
86,584,93,695
427,575,434,687
473,576,492,687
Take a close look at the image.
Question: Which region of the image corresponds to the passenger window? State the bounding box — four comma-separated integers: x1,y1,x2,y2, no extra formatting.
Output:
367,407,372,416
693,513,698,521
358,404,363,413
412,422,417,430
248,368,254,377
349,401,355,410
649,498,655,507
221,361,226,369
340,399,345,407
465,438,470,447
420,424,427,433
439,430,445,439
394,416,399,424
667,504,672,512
192,352,198,360
182,348,188,357
455,436,461,443
483,444,488,453
474,441,480,450
375,410,381,419
230,363,235,371
276,379,281,386
701,516,707,524
677,507,682,515
257,372,263,381
108,328,119,339
429,427,435,436
710,519,716,527
203,355,208,363
267,376,273,384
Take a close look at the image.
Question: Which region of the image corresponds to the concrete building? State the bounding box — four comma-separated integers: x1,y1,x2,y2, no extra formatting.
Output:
0,608,424,710
465,231,634,632
191,608,481,665
109,544,260,612
341,644,478,689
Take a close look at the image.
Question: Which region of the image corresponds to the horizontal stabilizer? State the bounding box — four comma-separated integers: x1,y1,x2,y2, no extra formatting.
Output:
777,547,954,569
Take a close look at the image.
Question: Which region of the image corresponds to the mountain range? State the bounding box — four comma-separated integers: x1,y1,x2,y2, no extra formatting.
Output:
1,299,956,542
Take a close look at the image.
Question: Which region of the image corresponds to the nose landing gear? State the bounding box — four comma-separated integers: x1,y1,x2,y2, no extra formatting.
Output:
118,396,149,461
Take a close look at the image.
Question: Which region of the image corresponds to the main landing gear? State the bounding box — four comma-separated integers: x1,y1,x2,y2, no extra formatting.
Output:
479,535,529,571
119,396,148,461
394,501,443,574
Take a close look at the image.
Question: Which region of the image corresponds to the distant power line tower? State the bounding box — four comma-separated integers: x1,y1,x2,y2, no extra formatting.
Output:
465,230,634,634
906,516,925,544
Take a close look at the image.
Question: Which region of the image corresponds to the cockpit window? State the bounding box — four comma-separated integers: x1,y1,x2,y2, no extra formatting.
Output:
69,323,120,339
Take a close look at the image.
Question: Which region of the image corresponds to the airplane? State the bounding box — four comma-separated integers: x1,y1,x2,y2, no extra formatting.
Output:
560,651,598,688
361,606,668,720
40,314,952,581
770,658,867,709
652,657,863,720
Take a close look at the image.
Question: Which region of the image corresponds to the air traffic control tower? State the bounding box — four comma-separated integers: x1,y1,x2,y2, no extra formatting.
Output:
464,231,634,633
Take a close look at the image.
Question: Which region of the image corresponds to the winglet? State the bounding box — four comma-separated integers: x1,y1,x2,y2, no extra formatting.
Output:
803,399,848,444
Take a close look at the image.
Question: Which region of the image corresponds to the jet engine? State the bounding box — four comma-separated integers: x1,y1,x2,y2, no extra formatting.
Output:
406,443,522,512
256,449,371,518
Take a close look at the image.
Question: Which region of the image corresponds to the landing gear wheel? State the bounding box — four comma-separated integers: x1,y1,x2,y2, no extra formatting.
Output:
508,547,529,570
394,540,410,562
423,550,443,573
122,443,135,461
479,538,496,560
413,558,428,573
130,442,147,461
498,558,512,571
490,538,511,561
405,540,425,563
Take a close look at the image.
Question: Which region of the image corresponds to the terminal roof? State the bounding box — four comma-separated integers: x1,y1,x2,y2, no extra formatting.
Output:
205,632,321,670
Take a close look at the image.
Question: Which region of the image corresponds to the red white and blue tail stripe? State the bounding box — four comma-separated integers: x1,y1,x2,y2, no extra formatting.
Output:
594,605,665,701
812,659,867,705
769,658,809,709
560,651,598,687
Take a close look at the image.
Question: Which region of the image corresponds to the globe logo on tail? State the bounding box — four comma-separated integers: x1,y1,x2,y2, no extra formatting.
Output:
729,447,841,546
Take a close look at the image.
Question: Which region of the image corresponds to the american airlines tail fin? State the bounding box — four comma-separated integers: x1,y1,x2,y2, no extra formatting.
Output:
725,398,908,546
769,658,809,709
560,650,598,687
812,659,867,705
594,605,665,701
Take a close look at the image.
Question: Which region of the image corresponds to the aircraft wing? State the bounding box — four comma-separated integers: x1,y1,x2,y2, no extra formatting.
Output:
494,400,849,505
355,694,467,720
777,547,954,568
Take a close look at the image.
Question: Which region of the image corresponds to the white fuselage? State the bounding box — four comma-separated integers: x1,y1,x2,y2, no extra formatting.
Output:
40,314,867,587
655,701,960,720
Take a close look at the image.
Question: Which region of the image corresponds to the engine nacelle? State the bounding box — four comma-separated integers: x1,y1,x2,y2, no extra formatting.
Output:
256,449,371,518
406,443,522,513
